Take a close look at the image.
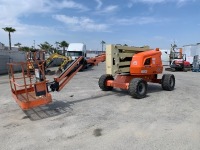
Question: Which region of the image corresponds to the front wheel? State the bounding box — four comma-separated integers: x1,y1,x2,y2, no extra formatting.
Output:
98,74,114,91
161,74,175,91
128,78,147,99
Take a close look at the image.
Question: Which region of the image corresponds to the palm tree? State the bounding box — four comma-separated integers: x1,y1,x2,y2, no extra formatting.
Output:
55,41,60,49
2,27,16,50
38,41,54,54
14,42,22,48
59,41,69,56
20,46,31,52
101,40,106,52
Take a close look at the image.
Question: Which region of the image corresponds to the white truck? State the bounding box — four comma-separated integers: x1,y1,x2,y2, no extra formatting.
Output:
67,43,87,60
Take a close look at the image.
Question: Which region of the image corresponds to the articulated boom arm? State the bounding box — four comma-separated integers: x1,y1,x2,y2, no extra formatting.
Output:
87,53,106,66
49,56,84,92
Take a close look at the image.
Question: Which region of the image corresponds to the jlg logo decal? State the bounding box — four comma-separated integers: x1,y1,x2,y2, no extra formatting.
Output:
141,70,147,73
132,61,137,65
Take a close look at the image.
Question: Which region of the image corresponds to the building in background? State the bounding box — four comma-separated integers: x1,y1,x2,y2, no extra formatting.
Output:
160,49,170,66
0,42,5,50
182,43,200,64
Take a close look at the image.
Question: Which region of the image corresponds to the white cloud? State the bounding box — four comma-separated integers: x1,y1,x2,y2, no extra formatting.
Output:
104,5,118,13
0,0,88,26
53,15,109,32
176,0,195,7
128,0,195,7
48,0,89,11
129,0,165,4
95,5,119,14
0,0,89,45
95,0,103,9
0,22,65,47
114,16,168,25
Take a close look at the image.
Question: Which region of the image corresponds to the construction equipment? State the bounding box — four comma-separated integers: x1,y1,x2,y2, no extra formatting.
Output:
169,49,191,71
27,50,72,73
86,53,106,66
26,49,45,71
7,56,86,110
98,44,175,99
7,48,106,110
45,53,72,73
168,44,191,71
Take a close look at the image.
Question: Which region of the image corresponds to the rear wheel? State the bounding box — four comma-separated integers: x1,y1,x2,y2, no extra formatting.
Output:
161,74,175,91
98,74,114,91
128,78,147,99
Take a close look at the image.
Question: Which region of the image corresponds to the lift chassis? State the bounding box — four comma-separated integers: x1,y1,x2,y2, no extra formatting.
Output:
99,45,175,99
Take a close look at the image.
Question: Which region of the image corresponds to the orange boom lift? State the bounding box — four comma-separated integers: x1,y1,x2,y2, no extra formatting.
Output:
99,45,175,98
7,50,105,110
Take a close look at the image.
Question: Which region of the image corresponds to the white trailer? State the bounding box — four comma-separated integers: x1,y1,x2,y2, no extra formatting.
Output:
182,43,200,65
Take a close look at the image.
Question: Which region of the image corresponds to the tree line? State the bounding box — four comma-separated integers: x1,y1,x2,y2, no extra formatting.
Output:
2,27,69,56
2,26,108,55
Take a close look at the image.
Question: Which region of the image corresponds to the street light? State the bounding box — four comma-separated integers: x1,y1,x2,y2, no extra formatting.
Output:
101,40,106,52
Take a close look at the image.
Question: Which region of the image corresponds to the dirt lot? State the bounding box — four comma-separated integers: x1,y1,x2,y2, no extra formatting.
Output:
0,63,200,150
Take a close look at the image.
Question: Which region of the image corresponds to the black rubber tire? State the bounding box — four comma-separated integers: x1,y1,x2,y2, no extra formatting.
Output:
80,59,88,71
128,78,147,99
183,68,187,72
161,74,175,91
98,74,114,91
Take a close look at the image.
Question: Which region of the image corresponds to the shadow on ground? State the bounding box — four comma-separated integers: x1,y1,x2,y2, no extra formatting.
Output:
23,92,114,121
23,84,168,121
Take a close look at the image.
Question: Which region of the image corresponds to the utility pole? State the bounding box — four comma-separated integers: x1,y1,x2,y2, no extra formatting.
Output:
101,40,105,52
33,40,35,49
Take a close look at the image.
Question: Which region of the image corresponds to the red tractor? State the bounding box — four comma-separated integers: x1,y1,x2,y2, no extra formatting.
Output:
169,46,191,72
170,58,191,71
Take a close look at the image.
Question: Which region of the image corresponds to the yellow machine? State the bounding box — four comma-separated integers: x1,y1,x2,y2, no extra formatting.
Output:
27,50,72,73
45,53,72,73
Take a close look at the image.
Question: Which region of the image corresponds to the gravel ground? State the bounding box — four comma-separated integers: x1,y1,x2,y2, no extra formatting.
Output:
0,63,200,150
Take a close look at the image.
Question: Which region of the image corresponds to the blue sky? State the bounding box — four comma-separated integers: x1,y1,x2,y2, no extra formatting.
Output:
0,0,200,50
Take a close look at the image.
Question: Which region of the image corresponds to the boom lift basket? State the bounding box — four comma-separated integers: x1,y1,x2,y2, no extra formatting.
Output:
7,62,52,110
7,51,105,110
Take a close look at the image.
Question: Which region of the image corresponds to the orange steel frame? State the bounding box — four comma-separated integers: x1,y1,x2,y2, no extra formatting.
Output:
54,56,84,91
106,74,161,90
7,56,86,110
7,62,52,110
86,53,106,66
